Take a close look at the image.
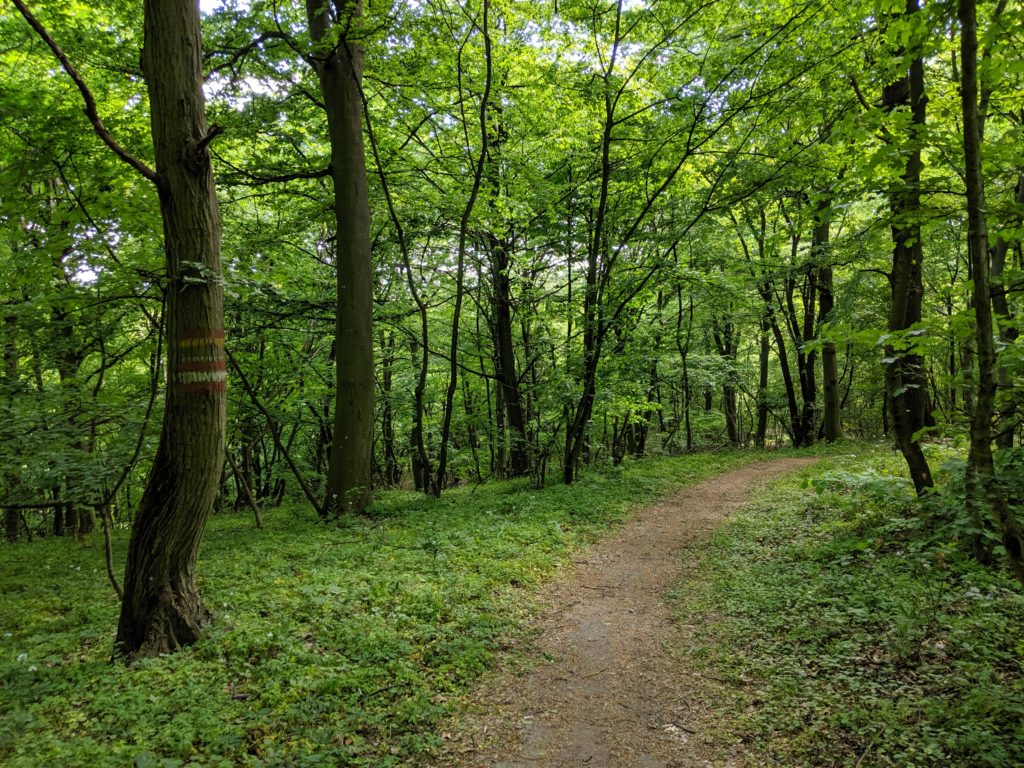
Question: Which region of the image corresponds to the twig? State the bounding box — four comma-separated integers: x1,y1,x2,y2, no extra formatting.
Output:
226,348,324,517
225,449,264,529
99,505,123,599
854,743,873,768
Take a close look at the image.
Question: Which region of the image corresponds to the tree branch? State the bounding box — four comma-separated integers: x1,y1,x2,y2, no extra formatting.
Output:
212,149,331,185
225,348,324,517
10,0,159,186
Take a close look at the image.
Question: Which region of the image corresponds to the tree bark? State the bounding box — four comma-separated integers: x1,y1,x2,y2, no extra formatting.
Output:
712,317,739,446
883,0,934,494
990,175,1023,448
225,450,263,529
379,330,401,486
563,23,615,483
484,99,530,478
433,0,493,496
115,0,226,658
755,314,771,448
959,0,1024,583
3,311,20,543
307,0,374,516
815,203,842,442
778,225,818,448
359,77,431,493
674,287,694,452
488,233,529,477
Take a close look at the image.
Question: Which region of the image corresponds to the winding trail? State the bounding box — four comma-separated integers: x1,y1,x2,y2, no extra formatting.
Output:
437,457,815,768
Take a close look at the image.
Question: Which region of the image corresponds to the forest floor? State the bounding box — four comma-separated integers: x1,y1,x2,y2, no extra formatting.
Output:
435,457,815,768
5,447,1020,767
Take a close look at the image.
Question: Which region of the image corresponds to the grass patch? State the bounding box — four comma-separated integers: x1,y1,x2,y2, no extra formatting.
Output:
677,445,1024,767
1,449,759,767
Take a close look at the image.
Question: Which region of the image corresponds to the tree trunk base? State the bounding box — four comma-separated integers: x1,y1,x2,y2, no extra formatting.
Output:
116,584,211,659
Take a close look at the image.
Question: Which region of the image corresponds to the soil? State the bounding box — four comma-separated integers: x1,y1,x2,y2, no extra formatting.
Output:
434,457,815,768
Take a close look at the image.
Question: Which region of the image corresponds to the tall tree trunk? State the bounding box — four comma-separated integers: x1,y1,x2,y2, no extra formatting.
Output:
484,98,529,478
115,0,226,658
764,299,800,445
360,72,430,492
461,374,482,480
307,0,374,516
3,508,17,543
564,2,620,484
493,356,507,477
563,258,602,482
739,212,800,446
3,311,20,542
990,175,1023,448
379,330,400,487
712,317,739,446
409,341,427,492
636,290,665,456
780,226,818,448
959,0,1024,583
755,314,771,448
433,0,492,496
488,234,529,477
675,287,694,452
883,0,933,494
815,202,841,442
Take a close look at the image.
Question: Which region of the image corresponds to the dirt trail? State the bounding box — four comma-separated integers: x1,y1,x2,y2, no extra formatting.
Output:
436,457,815,768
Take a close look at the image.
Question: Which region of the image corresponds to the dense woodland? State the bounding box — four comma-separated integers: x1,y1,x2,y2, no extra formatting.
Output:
2,0,1023,664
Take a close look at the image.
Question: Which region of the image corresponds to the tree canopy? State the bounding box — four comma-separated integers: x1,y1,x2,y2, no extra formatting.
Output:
2,0,1024,643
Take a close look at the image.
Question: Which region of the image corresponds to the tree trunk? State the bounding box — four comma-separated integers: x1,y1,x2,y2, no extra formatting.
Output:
226,450,263,529
818,238,841,442
3,509,17,543
485,100,530,478
712,317,739,446
755,314,770,448
3,311,21,542
959,0,1024,583
675,288,694,453
63,503,78,537
433,0,492,496
990,175,1023,448
780,229,818,448
307,0,374,516
564,6,617,484
380,331,401,487
489,239,530,477
764,300,800,445
815,202,841,442
360,71,430,493
115,0,226,658
883,0,933,494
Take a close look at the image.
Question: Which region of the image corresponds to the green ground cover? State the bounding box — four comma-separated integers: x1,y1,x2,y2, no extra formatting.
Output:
677,445,1024,767
1,450,758,767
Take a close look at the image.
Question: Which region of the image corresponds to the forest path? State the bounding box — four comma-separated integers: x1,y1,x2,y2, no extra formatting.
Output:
435,457,816,768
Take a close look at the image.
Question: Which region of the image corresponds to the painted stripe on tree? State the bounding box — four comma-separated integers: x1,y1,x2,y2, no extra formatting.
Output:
175,331,227,392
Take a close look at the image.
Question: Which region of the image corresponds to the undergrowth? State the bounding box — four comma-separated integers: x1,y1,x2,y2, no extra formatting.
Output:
0,450,757,767
677,445,1024,767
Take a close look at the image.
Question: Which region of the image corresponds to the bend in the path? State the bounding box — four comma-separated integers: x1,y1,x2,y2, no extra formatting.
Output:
437,457,815,768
